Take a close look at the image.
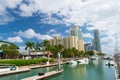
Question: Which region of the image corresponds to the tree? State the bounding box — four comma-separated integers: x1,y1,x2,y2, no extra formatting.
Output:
0,44,19,59
86,50,94,56
9,43,19,50
43,40,52,60
34,42,42,52
25,41,34,58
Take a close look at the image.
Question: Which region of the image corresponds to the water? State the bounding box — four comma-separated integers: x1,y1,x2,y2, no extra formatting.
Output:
0,60,115,80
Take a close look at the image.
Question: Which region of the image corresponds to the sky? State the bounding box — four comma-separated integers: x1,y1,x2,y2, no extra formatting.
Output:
0,0,120,54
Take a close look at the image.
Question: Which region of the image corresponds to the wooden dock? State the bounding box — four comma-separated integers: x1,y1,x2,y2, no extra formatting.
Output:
22,70,63,80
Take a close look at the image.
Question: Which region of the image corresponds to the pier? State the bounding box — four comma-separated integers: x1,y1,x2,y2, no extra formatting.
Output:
22,70,63,80
0,69,30,76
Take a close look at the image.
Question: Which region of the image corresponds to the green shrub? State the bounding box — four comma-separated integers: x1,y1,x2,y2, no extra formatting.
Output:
0,58,54,66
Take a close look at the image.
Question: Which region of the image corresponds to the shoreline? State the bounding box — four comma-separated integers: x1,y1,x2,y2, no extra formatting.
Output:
0,61,68,76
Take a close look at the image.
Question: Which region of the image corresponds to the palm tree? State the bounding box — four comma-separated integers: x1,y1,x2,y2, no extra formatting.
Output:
43,40,51,63
25,41,34,59
57,44,64,52
35,42,42,52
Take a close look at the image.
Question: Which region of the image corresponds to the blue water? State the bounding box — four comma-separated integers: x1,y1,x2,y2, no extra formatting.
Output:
0,60,115,80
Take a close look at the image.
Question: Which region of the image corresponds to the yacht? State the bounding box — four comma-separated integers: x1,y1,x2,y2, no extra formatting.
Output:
68,60,77,64
105,61,114,66
77,58,89,64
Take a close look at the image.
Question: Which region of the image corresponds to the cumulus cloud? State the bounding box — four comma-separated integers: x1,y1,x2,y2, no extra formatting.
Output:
1,0,120,54
47,29,56,34
65,30,69,33
17,28,52,40
0,0,22,24
7,36,23,43
83,33,93,39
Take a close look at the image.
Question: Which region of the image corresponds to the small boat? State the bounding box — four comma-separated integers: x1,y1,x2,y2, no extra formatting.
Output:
77,58,89,64
105,61,114,66
91,56,98,60
68,60,77,64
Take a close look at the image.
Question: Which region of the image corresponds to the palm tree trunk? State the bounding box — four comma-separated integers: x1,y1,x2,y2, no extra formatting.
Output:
28,49,30,59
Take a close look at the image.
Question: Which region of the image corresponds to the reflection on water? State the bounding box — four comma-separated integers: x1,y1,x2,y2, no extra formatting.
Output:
0,60,115,80
48,60,115,80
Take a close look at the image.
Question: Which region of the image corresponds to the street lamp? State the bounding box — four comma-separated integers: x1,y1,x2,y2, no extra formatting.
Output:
58,52,61,71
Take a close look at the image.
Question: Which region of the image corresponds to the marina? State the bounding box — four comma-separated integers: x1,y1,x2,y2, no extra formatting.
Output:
0,59,116,80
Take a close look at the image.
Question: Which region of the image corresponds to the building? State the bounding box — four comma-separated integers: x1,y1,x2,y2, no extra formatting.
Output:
92,29,101,52
70,26,82,40
49,26,84,51
49,36,84,51
84,43,93,51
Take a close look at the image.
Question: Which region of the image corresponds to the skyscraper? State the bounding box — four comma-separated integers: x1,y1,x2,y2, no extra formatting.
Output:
84,43,93,51
70,26,82,40
92,29,101,52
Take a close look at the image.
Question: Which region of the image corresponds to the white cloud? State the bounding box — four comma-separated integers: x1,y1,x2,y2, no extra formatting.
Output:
19,46,28,52
18,28,52,40
1,0,120,54
65,30,69,33
7,36,23,43
83,33,93,39
0,0,22,24
47,29,56,34
18,29,37,39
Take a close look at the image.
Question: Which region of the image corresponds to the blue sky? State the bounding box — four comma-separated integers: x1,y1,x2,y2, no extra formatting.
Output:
0,0,120,54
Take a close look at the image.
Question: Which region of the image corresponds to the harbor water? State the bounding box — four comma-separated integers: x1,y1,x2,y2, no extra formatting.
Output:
0,59,115,80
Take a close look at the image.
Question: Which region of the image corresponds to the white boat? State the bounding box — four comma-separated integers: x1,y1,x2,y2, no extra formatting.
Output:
77,58,89,64
105,61,114,66
68,60,77,64
91,56,98,60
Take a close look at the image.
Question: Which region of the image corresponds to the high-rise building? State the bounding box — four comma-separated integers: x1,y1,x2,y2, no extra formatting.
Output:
49,26,84,51
84,43,93,51
70,26,82,40
49,36,84,51
92,29,101,52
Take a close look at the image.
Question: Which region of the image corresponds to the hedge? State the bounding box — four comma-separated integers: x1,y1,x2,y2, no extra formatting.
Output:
0,58,54,66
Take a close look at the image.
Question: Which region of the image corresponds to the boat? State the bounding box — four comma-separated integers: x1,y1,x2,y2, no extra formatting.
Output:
103,56,114,60
91,56,98,60
105,61,114,66
67,60,77,64
77,58,89,64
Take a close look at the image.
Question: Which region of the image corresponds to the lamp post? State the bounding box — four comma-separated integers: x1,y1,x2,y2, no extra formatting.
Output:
58,52,61,71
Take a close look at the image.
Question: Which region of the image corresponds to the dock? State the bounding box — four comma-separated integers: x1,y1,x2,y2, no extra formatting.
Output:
0,69,30,76
30,62,67,69
22,70,63,80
